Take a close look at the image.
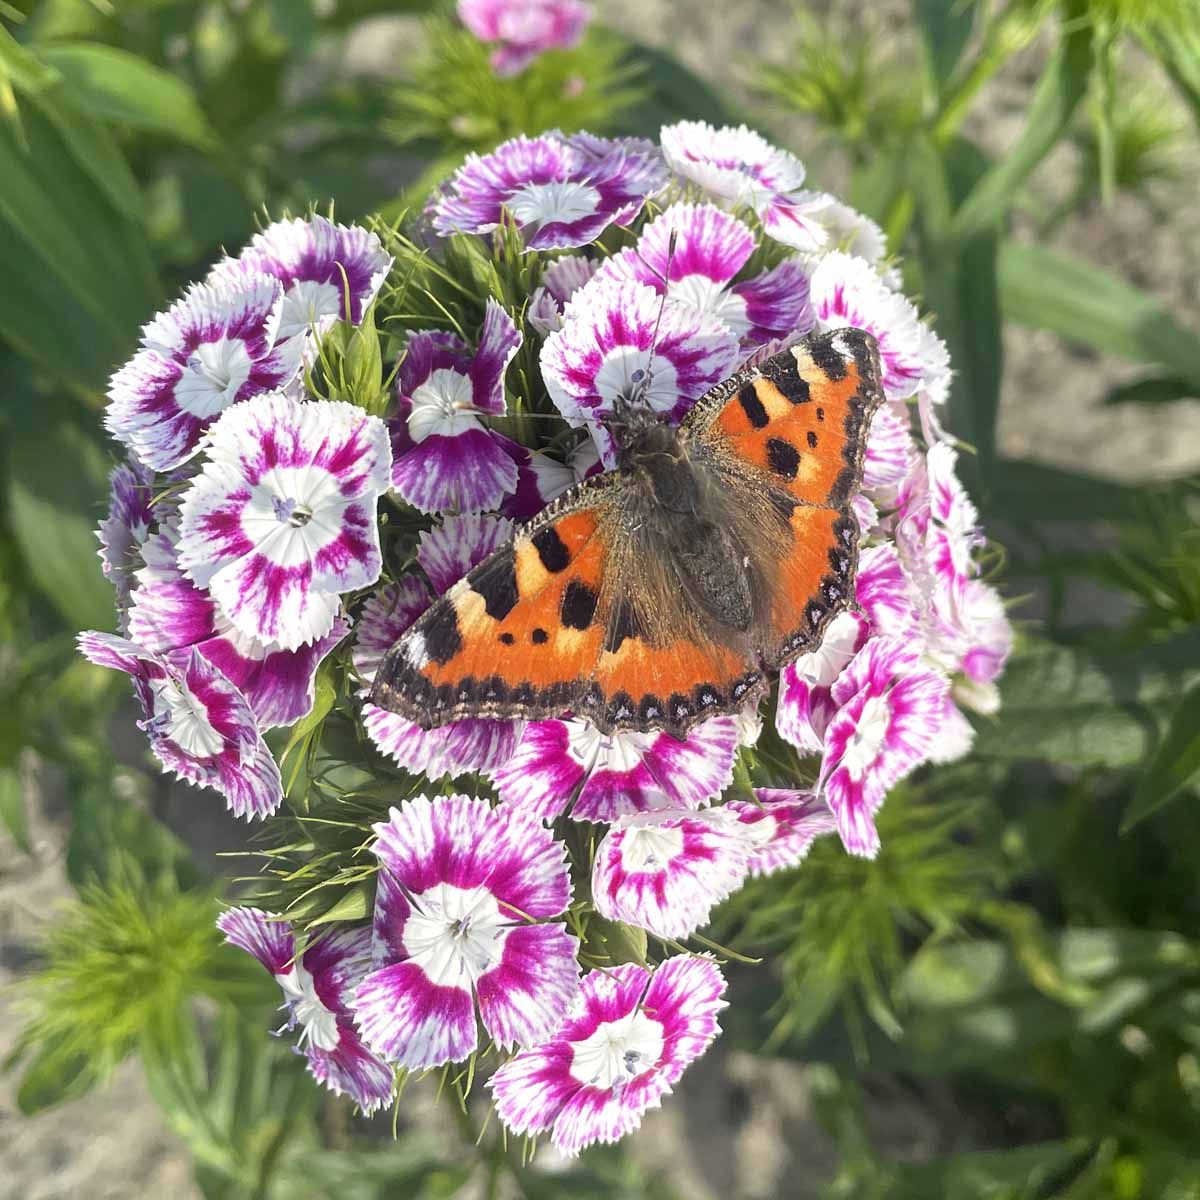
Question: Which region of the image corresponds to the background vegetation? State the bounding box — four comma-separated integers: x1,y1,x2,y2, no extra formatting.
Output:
2,1,1199,1197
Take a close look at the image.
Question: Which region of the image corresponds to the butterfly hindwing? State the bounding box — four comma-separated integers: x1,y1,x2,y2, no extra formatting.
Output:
370,483,765,737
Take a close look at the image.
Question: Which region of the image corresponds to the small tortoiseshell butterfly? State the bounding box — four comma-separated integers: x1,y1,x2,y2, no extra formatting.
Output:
371,327,885,739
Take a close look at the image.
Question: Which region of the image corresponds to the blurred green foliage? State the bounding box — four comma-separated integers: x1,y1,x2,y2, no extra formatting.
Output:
3,0,1200,1197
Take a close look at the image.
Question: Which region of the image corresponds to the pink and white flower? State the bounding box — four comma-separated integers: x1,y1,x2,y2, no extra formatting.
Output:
217,908,394,1112
353,515,524,776
106,276,302,471
389,300,521,514
591,808,750,939
541,275,740,463
492,716,739,823
810,252,949,404
659,121,829,251
177,393,391,651
431,133,665,251
458,0,591,76
775,611,867,754
590,202,813,347
352,795,580,1070
727,790,839,877
494,435,576,520
209,214,392,344
819,637,953,858
128,523,348,728
96,458,155,620
488,955,726,1156
527,255,598,336
78,632,282,819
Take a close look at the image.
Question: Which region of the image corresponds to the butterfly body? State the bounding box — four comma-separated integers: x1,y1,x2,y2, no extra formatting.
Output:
371,327,884,739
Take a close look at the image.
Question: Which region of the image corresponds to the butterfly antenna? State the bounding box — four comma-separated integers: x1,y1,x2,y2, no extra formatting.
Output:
631,228,677,410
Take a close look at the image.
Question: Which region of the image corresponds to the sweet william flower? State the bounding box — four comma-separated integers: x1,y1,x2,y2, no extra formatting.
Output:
660,120,831,251
352,795,580,1070
218,908,393,1112
726,790,839,877
128,522,348,729
431,132,666,250
96,458,155,623
388,299,521,514
208,214,392,345
77,632,282,819
106,275,302,471
488,956,726,1156
491,715,740,823
176,392,392,651
591,808,751,939
458,0,591,76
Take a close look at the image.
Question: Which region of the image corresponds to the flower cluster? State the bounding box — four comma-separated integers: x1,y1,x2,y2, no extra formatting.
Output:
85,123,1010,1155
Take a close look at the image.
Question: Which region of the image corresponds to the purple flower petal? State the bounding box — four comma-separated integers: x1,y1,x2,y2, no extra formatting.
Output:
811,252,949,402
96,458,155,621
431,133,665,250
591,808,750,938
79,633,283,820
775,612,868,753
488,955,726,1156
216,905,294,973
105,275,302,471
494,434,575,519
458,0,591,77
353,795,579,1070
176,393,391,651
492,716,739,823
541,275,739,462
129,525,347,728
417,512,515,595
820,637,953,858
392,427,519,515
727,790,838,876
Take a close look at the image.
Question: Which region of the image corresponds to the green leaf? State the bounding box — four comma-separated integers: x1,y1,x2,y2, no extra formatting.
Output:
911,0,977,97
4,398,114,631
0,65,159,391
1104,373,1199,406
889,1141,1091,1198
304,882,372,927
997,241,1200,386
981,458,1182,524
973,634,1200,769
912,136,1002,484
36,42,218,149
0,764,30,853
1122,680,1200,832
15,1041,96,1115
1147,24,1200,131
950,6,1094,239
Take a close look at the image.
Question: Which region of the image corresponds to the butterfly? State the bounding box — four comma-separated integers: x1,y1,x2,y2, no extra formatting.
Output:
370,326,885,740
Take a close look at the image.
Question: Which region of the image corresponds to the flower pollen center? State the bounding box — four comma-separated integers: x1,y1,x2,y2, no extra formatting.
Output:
506,179,600,232
402,882,511,988
570,1009,665,1092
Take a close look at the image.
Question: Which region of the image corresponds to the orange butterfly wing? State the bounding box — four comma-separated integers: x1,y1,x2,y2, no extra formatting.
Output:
684,327,884,667
369,486,764,738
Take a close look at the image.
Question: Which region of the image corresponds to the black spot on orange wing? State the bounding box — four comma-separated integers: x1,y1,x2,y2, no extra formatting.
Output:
423,605,462,664
532,526,570,572
472,549,519,620
766,437,801,479
737,384,770,429
561,580,598,630
531,627,549,644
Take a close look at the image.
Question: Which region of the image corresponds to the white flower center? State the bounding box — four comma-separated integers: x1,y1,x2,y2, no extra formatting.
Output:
276,961,340,1051
841,693,892,781
594,346,680,415
669,274,750,337
568,721,652,774
739,812,778,849
506,180,600,232
618,823,685,873
280,279,343,340
402,882,511,988
569,1009,665,1091
240,464,346,566
408,368,480,443
177,337,253,416
148,677,224,759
